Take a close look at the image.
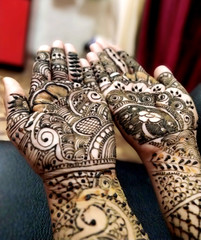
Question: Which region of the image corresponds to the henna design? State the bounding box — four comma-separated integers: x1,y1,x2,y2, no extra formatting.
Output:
30,51,51,98
51,47,68,81
149,132,201,239
6,48,149,240
46,169,147,240
82,66,99,91
93,47,201,239
67,52,82,82
7,89,116,176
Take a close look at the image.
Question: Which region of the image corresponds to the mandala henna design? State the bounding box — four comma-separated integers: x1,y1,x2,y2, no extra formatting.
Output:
93,47,201,239
6,46,149,240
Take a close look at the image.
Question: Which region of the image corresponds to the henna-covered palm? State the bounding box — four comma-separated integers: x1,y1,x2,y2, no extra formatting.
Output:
6,44,116,177
88,41,201,239
3,41,148,240
88,42,199,161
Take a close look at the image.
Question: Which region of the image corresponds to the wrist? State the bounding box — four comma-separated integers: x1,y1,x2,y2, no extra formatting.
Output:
140,130,201,169
43,168,146,240
39,158,116,180
43,167,118,199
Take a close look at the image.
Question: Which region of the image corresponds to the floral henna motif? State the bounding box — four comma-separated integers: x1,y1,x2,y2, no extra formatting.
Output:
6,47,148,240
92,48,201,239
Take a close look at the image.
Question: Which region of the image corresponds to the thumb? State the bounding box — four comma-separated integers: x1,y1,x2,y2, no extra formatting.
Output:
2,77,30,144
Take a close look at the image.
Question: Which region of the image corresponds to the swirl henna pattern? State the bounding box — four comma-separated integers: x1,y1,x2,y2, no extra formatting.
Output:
91,47,201,239
6,46,148,240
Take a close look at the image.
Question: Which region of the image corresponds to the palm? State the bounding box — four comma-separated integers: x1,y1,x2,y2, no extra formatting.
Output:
93,49,198,147
6,50,116,176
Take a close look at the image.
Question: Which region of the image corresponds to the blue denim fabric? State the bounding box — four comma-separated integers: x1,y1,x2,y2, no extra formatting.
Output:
116,161,171,239
0,141,53,240
191,83,201,151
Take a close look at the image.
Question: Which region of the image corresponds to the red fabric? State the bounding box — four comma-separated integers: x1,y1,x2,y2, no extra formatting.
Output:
154,0,190,70
175,1,201,91
136,0,201,91
0,0,30,67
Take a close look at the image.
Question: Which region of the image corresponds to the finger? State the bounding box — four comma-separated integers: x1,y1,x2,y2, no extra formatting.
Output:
80,58,98,90
3,77,27,114
118,50,146,75
107,43,121,52
51,40,68,81
87,51,105,78
79,58,90,68
154,65,198,126
2,77,30,144
95,38,109,49
91,42,127,74
65,43,82,83
154,65,189,96
94,41,158,93
31,45,51,84
30,41,72,112
90,44,146,95
29,45,51,107
154,65,187,90
96,39,128,73
154,65,172,79
87,51,112,93
96,40,155,88
118,49,158,86
97,39,142,74
96,38,121,52
30,45,51,94
96,40,152,82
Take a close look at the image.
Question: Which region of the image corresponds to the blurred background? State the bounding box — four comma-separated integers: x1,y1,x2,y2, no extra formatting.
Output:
0,0,201,162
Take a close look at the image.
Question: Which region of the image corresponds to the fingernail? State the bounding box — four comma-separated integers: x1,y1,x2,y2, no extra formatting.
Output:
65,43,76,53
90,43,102,53
86,52,99,62
38,45,51,51
80,58,90,67
52,40,64,48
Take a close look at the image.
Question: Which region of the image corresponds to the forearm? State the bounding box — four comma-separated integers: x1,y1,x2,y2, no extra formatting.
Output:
43,168,149,240
143,130,201,239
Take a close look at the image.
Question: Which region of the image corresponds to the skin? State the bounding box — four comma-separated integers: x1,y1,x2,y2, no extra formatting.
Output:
3,40,148,240
86,39,201,239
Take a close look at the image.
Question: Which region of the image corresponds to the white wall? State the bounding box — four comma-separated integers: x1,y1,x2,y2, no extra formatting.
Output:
28,0,117,55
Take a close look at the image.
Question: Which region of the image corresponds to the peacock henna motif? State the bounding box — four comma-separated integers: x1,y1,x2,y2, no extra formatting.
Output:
6,46,148,240
92,47,201,239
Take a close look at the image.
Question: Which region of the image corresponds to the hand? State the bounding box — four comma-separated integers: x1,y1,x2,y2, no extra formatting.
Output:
87,40,199,164
3,40,148,240
87,40,201,239
4,41,116,177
